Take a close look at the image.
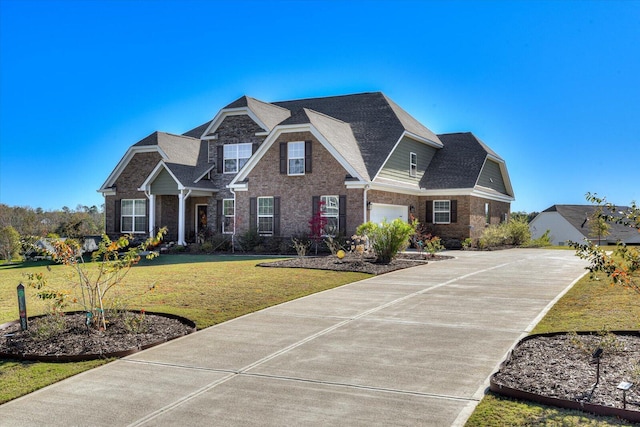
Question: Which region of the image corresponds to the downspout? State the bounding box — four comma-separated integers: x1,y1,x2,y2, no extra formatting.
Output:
363,184,370,224
229,188,237,254
144,188,155,239
178,189,192,245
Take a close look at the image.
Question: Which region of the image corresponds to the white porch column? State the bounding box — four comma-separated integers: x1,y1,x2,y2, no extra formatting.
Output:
178,191,186,245
148,194,156,238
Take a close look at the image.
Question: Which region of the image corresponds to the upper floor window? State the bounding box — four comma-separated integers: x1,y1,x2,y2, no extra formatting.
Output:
409,152,417,177
121,199,146,233
433,200,451,224
280,141,312,175
224,143,252,173
288,141,305,175
207,141,216,163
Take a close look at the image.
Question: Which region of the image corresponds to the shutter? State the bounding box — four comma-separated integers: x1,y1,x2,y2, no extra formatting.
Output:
279,142,287,174
217,199,223,233
114,199,121,233
217,145,223,173
451,200,458,223
339,195,347,233
273,197,281,236
312,196,320,217
305,140,312,173
249,197,257,231
425,200,433,224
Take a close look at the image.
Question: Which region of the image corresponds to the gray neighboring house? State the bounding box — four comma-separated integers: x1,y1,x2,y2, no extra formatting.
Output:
530,204,640,246
99,92,515,245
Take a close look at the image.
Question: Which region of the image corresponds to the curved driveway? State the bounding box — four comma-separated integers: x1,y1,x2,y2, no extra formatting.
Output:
0,249,587,426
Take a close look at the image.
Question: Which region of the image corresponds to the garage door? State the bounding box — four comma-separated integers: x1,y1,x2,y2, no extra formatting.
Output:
370,203,408,224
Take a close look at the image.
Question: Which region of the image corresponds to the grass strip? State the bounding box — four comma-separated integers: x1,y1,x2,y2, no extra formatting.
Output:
0,255,370,404
466,269,640,426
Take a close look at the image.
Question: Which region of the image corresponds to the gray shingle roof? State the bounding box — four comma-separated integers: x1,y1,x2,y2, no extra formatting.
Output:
543,204,639,244
421,132,488,189
131,93,510,195
269,92,442,179
133,131,212,188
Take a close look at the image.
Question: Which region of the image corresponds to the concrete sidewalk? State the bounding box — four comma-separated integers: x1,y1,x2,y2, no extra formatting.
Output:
0,249,587,426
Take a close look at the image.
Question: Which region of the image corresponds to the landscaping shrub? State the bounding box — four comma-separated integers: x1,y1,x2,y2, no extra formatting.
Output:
479,219,531,248
356,219,416,264
526,229,552,248
237,228,263,252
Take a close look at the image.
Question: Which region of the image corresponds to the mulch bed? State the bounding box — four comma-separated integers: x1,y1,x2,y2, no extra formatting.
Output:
492,333,640,415
0,311,195,361
258,252,452,275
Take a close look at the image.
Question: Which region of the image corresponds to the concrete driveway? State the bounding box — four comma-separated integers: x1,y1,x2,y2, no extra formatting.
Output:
0,249,587,426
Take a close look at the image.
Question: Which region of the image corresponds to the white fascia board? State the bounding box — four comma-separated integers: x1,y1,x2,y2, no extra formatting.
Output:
476,155,515,198
404,131,443,149
201,107,269,139
182,188,218,197
423,188,476,197
472,186,515,202
194,165,216,183
344,180,371,189
227,182,248,191
497,160,515,197
138,161,185,192
368,181,429,196
99,145,165,191
97,188,116,196
230,123,366,188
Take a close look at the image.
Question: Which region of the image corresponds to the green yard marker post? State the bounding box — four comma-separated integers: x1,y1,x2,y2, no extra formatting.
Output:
17,283,28,330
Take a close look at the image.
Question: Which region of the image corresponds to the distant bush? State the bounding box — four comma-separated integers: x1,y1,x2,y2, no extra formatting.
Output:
526,229,552,248
479,219,531,248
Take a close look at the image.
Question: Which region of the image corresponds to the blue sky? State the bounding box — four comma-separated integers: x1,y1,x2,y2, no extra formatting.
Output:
1,0,638,213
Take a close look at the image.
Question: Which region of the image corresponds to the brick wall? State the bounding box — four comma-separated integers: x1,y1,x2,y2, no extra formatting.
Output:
208,115,266,231
418,195,511,241
236,132,364,237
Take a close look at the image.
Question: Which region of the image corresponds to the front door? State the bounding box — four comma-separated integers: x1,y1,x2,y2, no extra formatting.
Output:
196,205,208,236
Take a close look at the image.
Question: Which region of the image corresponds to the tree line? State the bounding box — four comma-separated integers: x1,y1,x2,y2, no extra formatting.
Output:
0,204,104,239
0,204,105,262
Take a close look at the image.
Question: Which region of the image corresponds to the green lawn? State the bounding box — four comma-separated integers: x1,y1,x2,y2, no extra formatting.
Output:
3,250,639,424
0,255,370,404
466,269,640,426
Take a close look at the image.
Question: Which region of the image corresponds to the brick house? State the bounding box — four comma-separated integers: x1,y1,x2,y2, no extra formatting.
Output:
98,92,514,246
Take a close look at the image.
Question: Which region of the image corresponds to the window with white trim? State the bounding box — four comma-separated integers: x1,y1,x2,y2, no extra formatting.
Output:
222,199,234,234
409,152,417,177
257,197,274,235
321,195,339,236
433,200,451,224
288,141,305,175
224,143,252,173
207,141,215,163
121,199,146,233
